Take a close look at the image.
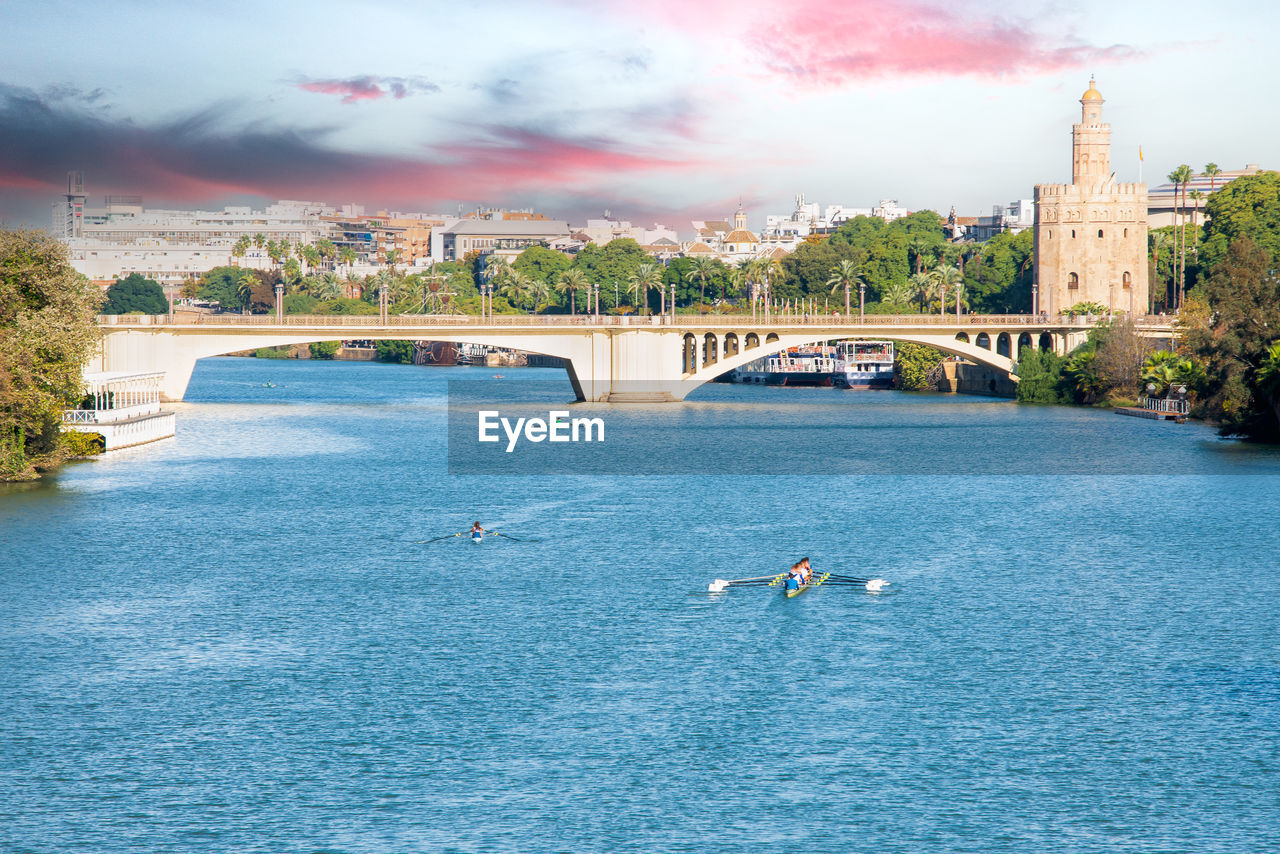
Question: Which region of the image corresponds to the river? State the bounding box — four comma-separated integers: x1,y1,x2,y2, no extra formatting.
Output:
3,356,1278,853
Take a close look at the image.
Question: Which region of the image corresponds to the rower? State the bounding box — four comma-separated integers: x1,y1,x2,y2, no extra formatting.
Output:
799,557,812,584
784,563,803,592
470,521,487,539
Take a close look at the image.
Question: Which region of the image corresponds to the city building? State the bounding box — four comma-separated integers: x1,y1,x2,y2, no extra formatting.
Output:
432,218,572,262
1147,164,1265,228
1033,79,1149,316
949,200,1034,242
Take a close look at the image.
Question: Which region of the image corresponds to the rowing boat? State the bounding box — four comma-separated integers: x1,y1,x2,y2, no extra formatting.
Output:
471,533,483,543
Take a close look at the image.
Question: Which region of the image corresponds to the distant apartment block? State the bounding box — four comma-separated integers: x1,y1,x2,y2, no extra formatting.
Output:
1147,164,1265,228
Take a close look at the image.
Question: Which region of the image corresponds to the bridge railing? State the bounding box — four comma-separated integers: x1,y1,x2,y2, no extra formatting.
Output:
98,312,1176,330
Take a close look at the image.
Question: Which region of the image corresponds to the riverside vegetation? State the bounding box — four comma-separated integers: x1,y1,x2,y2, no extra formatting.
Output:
1,230,104,481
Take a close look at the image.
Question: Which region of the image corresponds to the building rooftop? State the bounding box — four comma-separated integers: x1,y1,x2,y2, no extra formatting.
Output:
443,220,571,236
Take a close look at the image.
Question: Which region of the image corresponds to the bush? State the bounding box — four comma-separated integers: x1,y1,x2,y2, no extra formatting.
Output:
284,294,319,314
61,430,104,456
1014,348,1070,404
895,342,944,390
375,340,415,364
310,341,340,359
102,273,168,314
253,347,290,359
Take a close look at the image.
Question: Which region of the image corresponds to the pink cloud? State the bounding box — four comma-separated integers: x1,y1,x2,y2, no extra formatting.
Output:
614,0,1138,83
296,75,440,104
755,1,1140,82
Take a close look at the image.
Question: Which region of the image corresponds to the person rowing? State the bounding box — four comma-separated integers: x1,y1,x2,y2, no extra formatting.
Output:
470,521,488,540
800,557,813,584
784,563,804,592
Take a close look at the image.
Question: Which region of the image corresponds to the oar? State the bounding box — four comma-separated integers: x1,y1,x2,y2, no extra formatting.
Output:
415,532,464,544
490,532,540,543
708,572,788,592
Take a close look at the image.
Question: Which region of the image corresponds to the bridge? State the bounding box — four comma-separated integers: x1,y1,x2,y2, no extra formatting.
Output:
92,313,1177,402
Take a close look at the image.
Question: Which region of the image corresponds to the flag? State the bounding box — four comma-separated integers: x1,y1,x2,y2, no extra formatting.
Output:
1139,146,1144,161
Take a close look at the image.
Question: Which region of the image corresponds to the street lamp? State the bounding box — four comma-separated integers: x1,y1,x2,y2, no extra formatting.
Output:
859,281,865,321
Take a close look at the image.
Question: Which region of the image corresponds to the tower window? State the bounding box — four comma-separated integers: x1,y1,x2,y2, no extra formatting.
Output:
1048,230,1052,239
1124,228,1128,238
1071,229,1076,238
1068,273,1079,289
1098,229,1104,238
1122,272,1132,289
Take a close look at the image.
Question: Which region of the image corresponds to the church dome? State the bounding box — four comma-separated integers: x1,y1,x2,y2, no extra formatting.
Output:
1081,79,1103,102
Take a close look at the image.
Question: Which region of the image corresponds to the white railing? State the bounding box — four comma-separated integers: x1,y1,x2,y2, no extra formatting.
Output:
98,312,1177,331
1142,396,1190,414
63,409,99,423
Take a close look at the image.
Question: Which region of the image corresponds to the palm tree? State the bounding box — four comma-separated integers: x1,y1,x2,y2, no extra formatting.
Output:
316,271,343,301
556,269,588,315
236,270,256,314
931,263,962,317
826,258,863,317
907,236,933,275
1188,189,1203,261
231,236,250,266
282,258,302,294
498,269,533,311
483,254,509,287
627,263,661,315
1204,162,1221,196
252,233,266,251
266,240,283,268
1149,230,1172,312
302,244,322,273
684,256,717,307
314,238,336,270
1169,164,1193,307
928,264,964,317
910,272,933,313
724,267,746,305
881,279,913,310
339,247,357,272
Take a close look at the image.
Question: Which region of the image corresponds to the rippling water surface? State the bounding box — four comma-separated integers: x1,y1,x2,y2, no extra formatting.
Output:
3,357,1279,853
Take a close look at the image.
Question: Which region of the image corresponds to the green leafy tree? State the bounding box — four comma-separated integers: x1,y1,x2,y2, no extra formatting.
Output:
102,273,168,314
197,266,250,311
961,229,1033,313
573,239,647,311
1182,235,1280,440
512,245,571,289
880,279,914,310
894,342,944,390
826,258,864,316
927,264,963,316
627,262,662,314
315,297,378,316
309,341,341,359
556,268,589,314
1014,348,1070,404
1200,170,1280,270
1,229,104,480
684,255,718,306
376,340,415,363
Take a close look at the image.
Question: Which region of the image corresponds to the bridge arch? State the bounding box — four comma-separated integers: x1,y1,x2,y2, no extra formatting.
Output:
677,330,1019,400
955,332,969,344
745,332,759,350
975,332,991,350
996,332,1011,358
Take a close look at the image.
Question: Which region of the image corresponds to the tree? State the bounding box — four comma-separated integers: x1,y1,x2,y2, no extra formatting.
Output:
1199,170,1280,270
1204,162,1221,195
962,229,1033,313
1182,235,1280,440
556,268,588,315
498,269,534,311
375,340,415,363
880,279,914,310
512,245,571,288
826,258,863,316
928,264,963,317
1169,164,1194,307
232,235,250,265
309,340,340,359
894,342,944,390
573,239,648,311
910,272,933,312
1149,229,1173,311
627,262,662,315
1,229,104,480
196,266,250,311
685,255,718,306
102,273,168,314
1014,348,1070,404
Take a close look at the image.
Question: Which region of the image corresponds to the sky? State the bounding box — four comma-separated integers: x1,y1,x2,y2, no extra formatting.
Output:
0,0,1274,235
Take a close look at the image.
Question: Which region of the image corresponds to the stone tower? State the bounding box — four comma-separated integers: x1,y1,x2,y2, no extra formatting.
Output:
1033,79,1148,316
